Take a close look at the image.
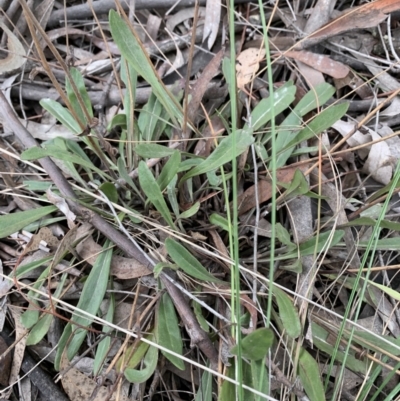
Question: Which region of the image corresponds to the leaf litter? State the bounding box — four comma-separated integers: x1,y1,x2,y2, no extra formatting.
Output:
2,1,400,400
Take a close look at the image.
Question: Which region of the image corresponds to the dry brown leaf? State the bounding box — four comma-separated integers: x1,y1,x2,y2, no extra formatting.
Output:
46,189,76,229
24,227,60,253
7,306,28,396
285,50,349,79
295,60,326,88
76,236,152,279
0,20,27,75
363,131,393,185
193,115,225,157
189,48,224,123
333,72,373,99
61,353,129,401
203,0,221,49
237,165,308,215
302,0,400,48
236,48,266,91
0,336,12,387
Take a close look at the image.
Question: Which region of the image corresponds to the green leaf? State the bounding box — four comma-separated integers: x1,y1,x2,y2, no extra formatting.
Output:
279,230,344,261
194,369,212,401
67,240,113,360
26,273,68,345
93,294,115,376
109,10,183,125
138,93,169,141
209,213,230,231
241,359,269,400
54,323,72,371
312,322,369,375
272,285,301,338
230,328,275,361
358,237,400,251
156,292,184,370
117,157,143,200
138,161,176,229
40,98,81,134
250,82,296,131
280,169,310,198
21,145,109,179
298,347,326,401
135,143,178,159
284,103,349,152
178,202,200,220
340,217,400,231
250,360,269,401
157,151,181,192
120,339,150,370
66,67,93,126
165,238,224,283
124,340,158,383
0,205,57,239
107,113,127,130
181,130,254,182
275,223,296,250
99,182,118,203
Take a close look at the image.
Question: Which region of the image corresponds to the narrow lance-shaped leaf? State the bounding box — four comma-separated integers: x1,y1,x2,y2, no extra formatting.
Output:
138,161,176,229
156,292,184,370
299,347,326,401
181,129,254,182
67,240,113,360
165,238,225,283
109,10,183,125
124,339,158,383
0,205,57,239
272,285,301,338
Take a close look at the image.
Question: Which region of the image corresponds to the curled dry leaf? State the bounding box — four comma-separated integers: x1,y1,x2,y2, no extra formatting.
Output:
46,189,76,229
236,48,266,91
363,131,393,185
6,306,28,398
0,20,27,75
76,236,152,279
203,0,221,49
166,7,207,33
331,120,370,159
285,50,349,79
